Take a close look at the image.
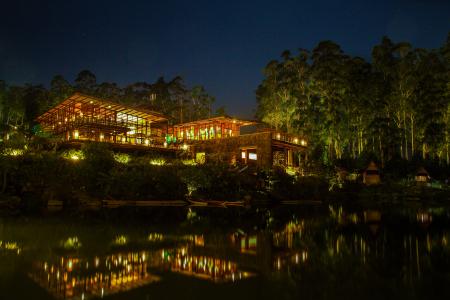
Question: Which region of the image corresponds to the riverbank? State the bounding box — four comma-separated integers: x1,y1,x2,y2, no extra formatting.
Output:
1,143,450,214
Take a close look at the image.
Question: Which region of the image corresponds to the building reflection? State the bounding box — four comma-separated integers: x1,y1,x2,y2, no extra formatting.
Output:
15,207,450,299
29,236,254,299
30,251,160,299
160,248,254,282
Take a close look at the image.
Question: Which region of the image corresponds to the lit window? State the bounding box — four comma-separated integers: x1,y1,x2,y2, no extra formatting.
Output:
73,130,79,139
241,151,246,159
249,153,257,160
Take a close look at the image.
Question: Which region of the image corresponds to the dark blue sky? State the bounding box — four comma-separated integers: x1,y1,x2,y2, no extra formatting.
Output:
1,0,449,118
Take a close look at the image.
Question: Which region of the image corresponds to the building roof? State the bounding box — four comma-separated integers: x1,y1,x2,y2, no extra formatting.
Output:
416,167,429,176
37,92,169,123
173,116,257,127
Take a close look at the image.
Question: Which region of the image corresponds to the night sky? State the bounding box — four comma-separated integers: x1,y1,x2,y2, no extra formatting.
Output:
1,0,449,118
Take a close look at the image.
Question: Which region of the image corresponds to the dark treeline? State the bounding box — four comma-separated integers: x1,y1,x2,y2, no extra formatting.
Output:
257,34,450,166
0,71,222,138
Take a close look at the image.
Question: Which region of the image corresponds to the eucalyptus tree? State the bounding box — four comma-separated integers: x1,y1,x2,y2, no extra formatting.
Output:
189,85,215,120
441,33,450,163
95,82,121,102
256,49,310,134
256,59,286,131
310,41,350,160
167,76,190,122
122,81,152,105
49,75,73,107
74,70,97,94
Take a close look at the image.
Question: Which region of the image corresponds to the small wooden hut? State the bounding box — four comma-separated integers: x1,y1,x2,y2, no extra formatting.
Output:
363,161,381,186
415,167,430,185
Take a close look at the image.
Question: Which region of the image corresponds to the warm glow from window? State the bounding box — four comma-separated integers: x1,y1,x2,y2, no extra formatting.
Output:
249,153,257,160
74,130,79,139
241,151,246,159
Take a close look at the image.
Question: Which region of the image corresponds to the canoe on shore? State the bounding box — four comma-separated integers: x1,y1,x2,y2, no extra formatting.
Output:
102,200,187,207
280,200,322,205
187,199,245,207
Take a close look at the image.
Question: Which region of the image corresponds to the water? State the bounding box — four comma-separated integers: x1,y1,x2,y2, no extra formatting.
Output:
1,204,450,300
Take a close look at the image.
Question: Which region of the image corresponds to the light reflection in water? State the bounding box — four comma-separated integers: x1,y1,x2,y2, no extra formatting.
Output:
30,251,160,299
3,206,450,299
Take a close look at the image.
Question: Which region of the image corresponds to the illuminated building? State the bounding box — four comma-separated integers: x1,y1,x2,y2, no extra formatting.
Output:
37,93,308,167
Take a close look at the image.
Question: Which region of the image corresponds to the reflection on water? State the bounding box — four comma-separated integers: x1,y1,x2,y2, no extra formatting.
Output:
161,248,254,282
1,204,450,299
30,251,159,299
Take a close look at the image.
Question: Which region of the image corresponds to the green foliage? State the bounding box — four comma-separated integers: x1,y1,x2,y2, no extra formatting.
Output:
114,153,130,164
257,34,450,166
60,149,85,161
60,237,82,250
113,235,127,246
0,70,218,141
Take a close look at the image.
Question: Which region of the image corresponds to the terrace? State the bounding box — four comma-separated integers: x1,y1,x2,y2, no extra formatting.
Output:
37,93,172,149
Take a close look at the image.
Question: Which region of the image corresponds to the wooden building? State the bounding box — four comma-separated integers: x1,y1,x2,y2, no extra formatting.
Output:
167,117,307,168
37,93,170,149
37,93,308,168
363,161,381,185
168,116,255,142
415,167,430,186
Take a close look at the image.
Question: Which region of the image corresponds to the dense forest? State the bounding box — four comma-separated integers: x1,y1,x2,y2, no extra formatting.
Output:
256,34,450,166
0,71,221,138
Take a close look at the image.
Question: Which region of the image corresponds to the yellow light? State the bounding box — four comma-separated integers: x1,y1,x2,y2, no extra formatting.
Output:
74,130,79,139
241,151,246,159
164,141,168,147
300,139,306,146
182,144,189,151
145,139,149,146
276,133,281,139
100,133,104,140
293,138,298,144
71,155,79,160
150,158,166,166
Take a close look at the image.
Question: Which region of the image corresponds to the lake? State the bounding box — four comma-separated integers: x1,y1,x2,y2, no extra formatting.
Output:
1,203,450,300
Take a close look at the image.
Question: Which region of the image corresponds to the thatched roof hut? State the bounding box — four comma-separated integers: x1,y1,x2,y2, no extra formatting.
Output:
415,167,430,184
363,161,380,185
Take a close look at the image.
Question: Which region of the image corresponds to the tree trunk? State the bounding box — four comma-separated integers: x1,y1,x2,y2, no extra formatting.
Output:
404,111,408,160
411,115,414,158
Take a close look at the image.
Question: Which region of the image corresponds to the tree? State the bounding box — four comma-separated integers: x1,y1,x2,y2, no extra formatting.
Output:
49,75,73,107
75,70,97,94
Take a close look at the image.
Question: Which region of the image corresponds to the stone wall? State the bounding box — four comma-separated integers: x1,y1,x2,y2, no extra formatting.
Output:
191,132,273,168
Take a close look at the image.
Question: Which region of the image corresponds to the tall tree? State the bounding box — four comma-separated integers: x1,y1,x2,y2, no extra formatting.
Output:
75,70,97,94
